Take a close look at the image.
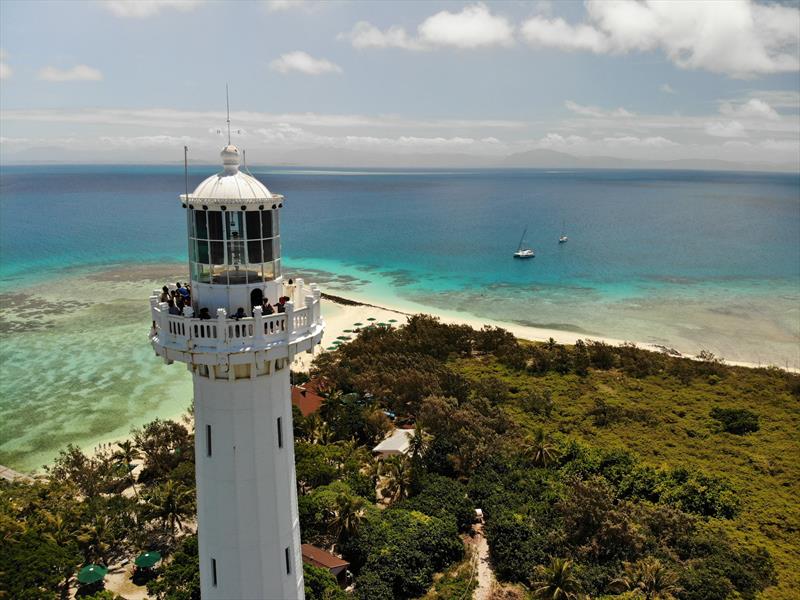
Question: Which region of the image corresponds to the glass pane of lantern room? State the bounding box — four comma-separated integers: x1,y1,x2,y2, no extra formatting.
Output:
263,238,274,262
208,212,223,240
247,240,262,264
194,210,207,239
197,240,210,264
261,210,273,239
226,211,244,241
272,210,280,237
245,211,261,240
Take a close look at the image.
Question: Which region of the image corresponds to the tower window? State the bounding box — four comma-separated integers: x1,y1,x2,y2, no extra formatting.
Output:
206,425,212,457
211,557,218,586
277,417,283,448
285,547,291,575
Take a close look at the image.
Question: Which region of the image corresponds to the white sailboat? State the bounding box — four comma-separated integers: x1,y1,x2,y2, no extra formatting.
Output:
559,220,568,244
514,226,535,259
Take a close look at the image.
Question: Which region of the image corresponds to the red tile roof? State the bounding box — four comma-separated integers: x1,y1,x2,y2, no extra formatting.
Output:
301,544,349,570
291,385,324,417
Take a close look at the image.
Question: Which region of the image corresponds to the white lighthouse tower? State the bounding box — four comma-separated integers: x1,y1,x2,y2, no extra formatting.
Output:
149,142,323,599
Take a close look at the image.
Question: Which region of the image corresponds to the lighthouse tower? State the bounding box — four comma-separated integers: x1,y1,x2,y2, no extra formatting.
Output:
149,144,323,599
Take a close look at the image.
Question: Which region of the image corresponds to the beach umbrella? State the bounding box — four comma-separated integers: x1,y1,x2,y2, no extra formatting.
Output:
134,551,162,569
337,335,351,340
388,319,397,323
343,329,353,333
353,322,363,326
377,322,389,326
367,317,377,321
326,346,337,350
77,564,108,585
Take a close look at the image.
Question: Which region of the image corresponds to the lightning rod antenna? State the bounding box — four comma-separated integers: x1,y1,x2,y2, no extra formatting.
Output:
226,84,231,145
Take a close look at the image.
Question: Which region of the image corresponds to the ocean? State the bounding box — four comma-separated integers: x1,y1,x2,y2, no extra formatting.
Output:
1,165,798,471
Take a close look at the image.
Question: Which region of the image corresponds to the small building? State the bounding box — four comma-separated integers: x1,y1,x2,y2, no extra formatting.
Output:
291,385,325,417
372,428,414,459
301,544,350,586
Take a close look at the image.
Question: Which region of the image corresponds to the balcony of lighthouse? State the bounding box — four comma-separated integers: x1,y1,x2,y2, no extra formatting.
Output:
149,278,324,369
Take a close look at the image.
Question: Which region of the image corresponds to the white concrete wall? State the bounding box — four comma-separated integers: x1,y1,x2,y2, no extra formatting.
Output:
193,364,304,600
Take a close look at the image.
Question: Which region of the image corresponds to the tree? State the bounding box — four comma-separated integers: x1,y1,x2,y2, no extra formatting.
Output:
112,440,142,498
379,455,412,505
531,558,583,600
610,557,681,599
147,534,200,600
132,420,192,483
304,563,348,600
144,481,194,542
524,428,558,468
328,492,366,546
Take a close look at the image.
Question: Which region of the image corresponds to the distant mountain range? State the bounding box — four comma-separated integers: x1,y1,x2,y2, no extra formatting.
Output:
2,145,797,173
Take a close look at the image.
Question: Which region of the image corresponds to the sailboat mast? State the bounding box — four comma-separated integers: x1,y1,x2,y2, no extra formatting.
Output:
517,226,528,251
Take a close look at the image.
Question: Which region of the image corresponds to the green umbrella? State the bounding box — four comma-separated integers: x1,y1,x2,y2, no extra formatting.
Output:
326,346,337,350
353,322,363,326
343,329,353,333
337,335,351,340
332,340,342,345
134,551,162,569
388,319,398,323
367,317,377,321
377,322,389,326
77,564,108,585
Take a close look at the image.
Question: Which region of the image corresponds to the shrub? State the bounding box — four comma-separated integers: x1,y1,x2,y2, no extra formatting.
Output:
710,407,759,435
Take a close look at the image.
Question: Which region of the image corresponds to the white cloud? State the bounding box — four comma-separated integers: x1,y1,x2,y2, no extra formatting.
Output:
99,134,202,147
0,49,11,80
338,22,424,51
719,98,779,120
418,3,514,49
705,120,747,138
537,133,588,148
269,51,342,75
521,0,800,78
747,90,800,110
101,0,201,18
37,65,103,82
660,83,676,94
565,100,633,118
264,0,323,13
602,135,677,147
521,16,610,52
340,3,514,50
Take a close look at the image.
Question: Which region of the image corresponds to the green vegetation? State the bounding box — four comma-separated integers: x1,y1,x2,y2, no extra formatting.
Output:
2,314,798,598
310,316,799,598
710,406,760,435
0,419,196,599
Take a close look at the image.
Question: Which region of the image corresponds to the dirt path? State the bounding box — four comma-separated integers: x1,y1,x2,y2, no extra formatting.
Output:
472,523,495,600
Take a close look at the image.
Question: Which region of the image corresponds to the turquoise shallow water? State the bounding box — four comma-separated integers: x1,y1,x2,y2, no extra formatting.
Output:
0,165,798,471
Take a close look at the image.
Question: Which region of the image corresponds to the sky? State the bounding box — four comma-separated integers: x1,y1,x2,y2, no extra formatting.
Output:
0,0,799,166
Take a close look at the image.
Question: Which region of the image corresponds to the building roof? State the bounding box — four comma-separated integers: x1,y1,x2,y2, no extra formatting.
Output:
372,428,414,454
181,144,281,206
291,385,324,417
301,544,349,570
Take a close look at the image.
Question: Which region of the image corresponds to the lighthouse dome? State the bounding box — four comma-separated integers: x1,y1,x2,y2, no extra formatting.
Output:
185,144,278,206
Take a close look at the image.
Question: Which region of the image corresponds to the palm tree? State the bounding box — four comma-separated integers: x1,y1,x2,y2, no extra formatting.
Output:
409,427,432,463
112,440,142,498
146,480,194,541
524,428,558,468
610,557,681,599
379,455,412,505
531,558,583,600
77,514,112,564
328,492,366,546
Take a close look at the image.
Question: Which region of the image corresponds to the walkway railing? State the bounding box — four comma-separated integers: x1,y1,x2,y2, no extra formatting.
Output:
150,280,322,353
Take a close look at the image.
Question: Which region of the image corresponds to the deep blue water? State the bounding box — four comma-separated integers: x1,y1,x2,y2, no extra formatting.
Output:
1,165,798,296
